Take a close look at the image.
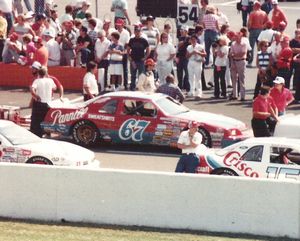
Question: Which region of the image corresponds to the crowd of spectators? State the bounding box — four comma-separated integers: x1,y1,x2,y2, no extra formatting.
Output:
0,0,299,106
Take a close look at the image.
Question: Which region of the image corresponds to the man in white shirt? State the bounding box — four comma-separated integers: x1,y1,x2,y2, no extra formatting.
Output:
175,121,205,173
30,66,56,137
115,18,130,89
43,29,60,66
95,30,110,92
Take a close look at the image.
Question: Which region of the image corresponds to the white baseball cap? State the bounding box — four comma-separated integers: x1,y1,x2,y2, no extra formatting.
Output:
43,29,55,38
31,61,42,69
272,0,278,5
273,76,285,84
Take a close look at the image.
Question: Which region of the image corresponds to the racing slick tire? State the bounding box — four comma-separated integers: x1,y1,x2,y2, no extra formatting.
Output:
26,156,53,165
198,127,212,148
211,168,238,176
72,120,99,146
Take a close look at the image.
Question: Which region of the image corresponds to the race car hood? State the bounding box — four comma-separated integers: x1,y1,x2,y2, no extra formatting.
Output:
20,139,95,165
176,110,247,130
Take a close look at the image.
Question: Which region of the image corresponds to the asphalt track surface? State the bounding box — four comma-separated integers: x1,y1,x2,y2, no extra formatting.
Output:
1,0,300,171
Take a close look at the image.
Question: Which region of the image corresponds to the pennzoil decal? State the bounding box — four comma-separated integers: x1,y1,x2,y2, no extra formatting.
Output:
119,119,150,142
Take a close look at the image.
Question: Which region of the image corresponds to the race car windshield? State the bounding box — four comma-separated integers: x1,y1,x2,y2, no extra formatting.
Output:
156,97,189,115
0,124,40,145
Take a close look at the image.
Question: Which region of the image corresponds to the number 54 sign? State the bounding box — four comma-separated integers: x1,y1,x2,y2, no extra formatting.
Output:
177,3,199,26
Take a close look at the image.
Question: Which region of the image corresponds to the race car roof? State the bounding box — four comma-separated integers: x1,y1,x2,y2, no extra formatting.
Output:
0,120,15,128
101,91,166,101
242,137,300,147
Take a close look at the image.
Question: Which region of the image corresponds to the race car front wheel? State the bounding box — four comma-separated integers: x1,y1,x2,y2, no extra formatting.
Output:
211,168,238,176
26,156,53,165
198,127,212,148
72,120,99,146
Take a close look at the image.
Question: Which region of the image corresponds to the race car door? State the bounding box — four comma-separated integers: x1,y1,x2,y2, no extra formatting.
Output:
115,99,158,144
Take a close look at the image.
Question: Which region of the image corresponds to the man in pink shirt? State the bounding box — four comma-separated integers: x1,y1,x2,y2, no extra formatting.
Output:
270,76,294,116
269,0,287,31
33,36,48,66
247,1,268,67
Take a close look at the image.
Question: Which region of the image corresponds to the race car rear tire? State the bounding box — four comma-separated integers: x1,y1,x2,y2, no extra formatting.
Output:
72,120,99,146
211,168,238,176
26,156,53,165
198,127,212,148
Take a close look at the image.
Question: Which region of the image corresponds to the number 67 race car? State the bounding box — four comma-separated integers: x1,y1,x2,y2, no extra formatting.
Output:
197,137,300,181
41,92,250,148
0,120,99,168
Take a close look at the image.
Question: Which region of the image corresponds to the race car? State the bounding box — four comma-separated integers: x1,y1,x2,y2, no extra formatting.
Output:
41,92,250,148
0,120,99,168
197,137,300,181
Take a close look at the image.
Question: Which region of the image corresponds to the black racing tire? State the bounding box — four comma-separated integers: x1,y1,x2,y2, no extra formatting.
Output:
72,120,99,146
26,156,53,165
211,168,238,176
198,127,212,148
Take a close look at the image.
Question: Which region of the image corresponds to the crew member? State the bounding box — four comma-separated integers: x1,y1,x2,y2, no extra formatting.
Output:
175,121,206,173
252,86,278,137
30,66,56,137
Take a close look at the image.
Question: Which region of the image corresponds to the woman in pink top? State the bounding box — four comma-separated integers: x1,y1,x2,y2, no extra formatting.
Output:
21,34,36,65
270,76,294,116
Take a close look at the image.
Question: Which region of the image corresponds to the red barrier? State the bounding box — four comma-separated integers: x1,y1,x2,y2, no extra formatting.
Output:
0,63,86,91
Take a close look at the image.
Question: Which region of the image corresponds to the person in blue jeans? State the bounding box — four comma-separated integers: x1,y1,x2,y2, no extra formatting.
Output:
127,24,150,90
175,121,206,173
76,26,93,67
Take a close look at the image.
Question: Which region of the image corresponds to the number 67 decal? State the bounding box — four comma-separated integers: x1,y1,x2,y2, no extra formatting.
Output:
266,167,300,180
119,119,150,142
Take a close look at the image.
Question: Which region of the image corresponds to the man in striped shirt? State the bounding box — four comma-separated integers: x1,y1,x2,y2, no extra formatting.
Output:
141,15,160,59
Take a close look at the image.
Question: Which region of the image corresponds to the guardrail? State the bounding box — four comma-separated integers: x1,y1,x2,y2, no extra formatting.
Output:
0,63,85,91
0,163,298,239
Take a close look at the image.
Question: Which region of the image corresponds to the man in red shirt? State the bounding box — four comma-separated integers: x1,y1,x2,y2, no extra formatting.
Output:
270,0,287,31
252,86,278,137
33,36,48,66
270,76,294,116
277,36,293,88
247,1,268,67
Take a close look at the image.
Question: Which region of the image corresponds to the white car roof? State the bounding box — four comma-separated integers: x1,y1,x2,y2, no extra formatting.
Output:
0,120,14,128
242,137,300,147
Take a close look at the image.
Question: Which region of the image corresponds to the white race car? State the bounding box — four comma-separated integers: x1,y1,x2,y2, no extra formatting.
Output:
197,137,300,181
0,120,99,168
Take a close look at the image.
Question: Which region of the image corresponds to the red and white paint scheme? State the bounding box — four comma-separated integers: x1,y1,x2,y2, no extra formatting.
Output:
41,92,250,148
197,137,300,181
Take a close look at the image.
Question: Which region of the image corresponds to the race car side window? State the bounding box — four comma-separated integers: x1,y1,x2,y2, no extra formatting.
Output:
240,145,263,162
270,146,300,165
99,100,118,114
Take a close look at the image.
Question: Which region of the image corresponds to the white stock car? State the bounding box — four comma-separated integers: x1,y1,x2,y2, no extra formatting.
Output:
0,120,99,168
197,137,300,181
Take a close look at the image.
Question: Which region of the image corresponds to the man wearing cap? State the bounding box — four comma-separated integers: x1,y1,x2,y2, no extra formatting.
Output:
141,16,160,59
2,32,22,63
269,0,287,31
111,0,131,26
43,29,60,66
30,66,56,137
127,24,150,91
247,1,268,67
137,58,157,93
277,36,293,88
175,121,205,173
33,35,48,66
115,18,130,90
252,86,278,137
257,21,275,45
29,61,63,106
270,76,294,116
75,1,90,19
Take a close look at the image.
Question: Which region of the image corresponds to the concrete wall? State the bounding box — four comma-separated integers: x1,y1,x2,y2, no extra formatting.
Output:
0,163,299,239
